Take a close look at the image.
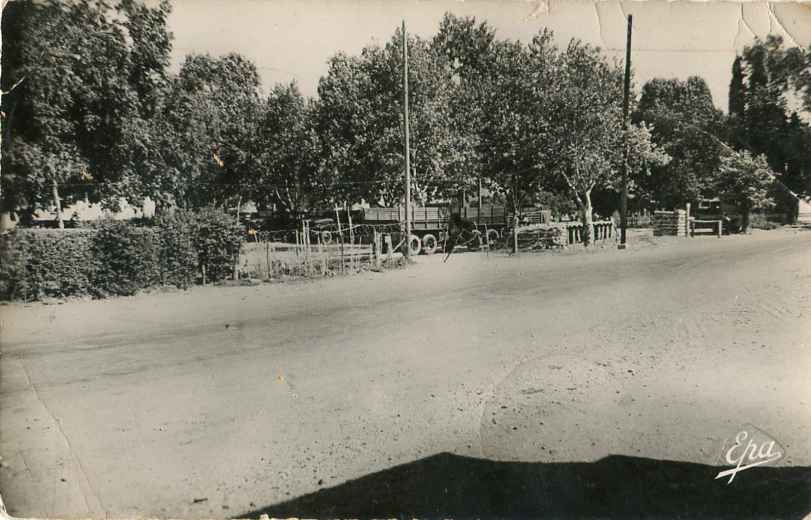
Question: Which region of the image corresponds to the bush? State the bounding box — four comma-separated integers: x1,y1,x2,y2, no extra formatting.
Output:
192,207,242,283
749,213,783,230
155,212,198,288
0,207,243,301
90,220,160,297
0,229,96,300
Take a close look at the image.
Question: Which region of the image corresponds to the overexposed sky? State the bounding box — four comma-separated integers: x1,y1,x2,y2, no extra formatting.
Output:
167,1,811,110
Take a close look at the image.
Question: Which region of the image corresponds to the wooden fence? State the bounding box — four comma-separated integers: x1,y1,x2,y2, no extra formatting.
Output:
239,224,401,279
627,213,652,228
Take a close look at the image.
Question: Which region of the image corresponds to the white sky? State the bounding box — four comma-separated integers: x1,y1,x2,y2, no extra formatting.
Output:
167,1,811,110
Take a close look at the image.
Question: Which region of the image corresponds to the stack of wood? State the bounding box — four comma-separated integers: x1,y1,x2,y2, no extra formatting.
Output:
515,224,565,250
653,210,688,237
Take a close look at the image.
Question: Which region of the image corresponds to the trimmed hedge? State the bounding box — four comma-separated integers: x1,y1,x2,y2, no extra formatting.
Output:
191,207,242,284
91,222,160,297
0,207,242,301
0,229,96,300
156,212,198,289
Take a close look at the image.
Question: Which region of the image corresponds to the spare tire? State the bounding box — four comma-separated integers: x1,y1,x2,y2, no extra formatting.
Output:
422,234,438,255
408,234,422,256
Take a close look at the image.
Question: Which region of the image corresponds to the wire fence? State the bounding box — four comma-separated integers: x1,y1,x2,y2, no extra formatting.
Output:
238,221,407,279
237,216,617,279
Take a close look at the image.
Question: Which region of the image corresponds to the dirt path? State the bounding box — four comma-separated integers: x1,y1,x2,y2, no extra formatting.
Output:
1,229,810,518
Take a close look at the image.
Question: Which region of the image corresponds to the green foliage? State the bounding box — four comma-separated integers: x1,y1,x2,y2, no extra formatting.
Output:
0,207,242,301
716,151,775,233
90,221,160,297
635,76,726,208
317,27,463,206
1,0,175,213
143,53,263,210
729,56,746,118
729,37,811,197
0,229,95,300
192,207,243,283
476,35,549,212
749,213,782,230
780,113,811,196
155,212,198,288
253,83,323,218
431,14,497,198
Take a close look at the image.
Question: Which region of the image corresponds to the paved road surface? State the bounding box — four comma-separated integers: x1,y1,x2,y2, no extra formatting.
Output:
2,230,810,518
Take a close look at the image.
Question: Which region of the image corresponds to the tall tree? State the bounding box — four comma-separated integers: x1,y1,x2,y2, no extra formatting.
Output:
731,37,811,198
143,53,263,210
317,27,465,207
742,38,789,168
1,0,174,222
547,40,627,245
780,112,811,196
477,34,553,228
716,150,775,233
729,56,746,118
634,77,726,208
252,83,323,221
431,13,497,203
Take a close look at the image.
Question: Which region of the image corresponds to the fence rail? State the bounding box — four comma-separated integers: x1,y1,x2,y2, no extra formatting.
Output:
240,224,402,279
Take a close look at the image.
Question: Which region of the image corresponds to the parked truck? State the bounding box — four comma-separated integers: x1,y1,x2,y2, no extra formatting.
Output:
360,205,552,255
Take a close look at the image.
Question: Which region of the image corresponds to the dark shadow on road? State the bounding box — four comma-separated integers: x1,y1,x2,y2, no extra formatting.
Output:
240,453,810,519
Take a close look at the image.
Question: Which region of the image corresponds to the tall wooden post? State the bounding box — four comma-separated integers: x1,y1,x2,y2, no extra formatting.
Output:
233,195,241,280
513,214,519,254
477,177,483,227
335,207,344,274
402,20,412,258
619,14,632,249
51,179,64,229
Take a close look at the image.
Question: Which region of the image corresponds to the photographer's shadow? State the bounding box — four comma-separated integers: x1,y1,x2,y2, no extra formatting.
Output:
241,452,810,519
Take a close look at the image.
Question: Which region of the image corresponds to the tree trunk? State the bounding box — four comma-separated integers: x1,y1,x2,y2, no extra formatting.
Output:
740,205,751,234
581,189,593,247
512,191,519,255
233,195,241,281
52,179,64,229
513,213,519,254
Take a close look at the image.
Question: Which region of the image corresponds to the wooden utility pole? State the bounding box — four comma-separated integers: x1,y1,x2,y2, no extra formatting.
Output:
402,20,412,258
233,195,241,280
619,14,632,249
51,179,64,229
477,177,482,226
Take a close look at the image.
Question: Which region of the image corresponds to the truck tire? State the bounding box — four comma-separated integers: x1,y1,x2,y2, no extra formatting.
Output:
321,231,332,244
408,234,422,256
422,234,438,255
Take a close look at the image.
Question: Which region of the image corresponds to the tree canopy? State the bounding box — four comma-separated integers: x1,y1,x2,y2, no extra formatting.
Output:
634,76,726,208
11,4,803,235
729,37,811,197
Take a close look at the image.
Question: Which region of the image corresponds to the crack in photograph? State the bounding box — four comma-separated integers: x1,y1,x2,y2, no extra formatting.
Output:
1,0,810,518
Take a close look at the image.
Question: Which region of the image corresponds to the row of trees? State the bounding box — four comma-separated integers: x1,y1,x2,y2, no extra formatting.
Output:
2,2,810,237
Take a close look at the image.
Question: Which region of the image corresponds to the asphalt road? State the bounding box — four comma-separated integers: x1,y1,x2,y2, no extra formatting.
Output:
2,230,810,518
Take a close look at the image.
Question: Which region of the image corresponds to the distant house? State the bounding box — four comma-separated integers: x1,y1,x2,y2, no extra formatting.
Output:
5,198,157,229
